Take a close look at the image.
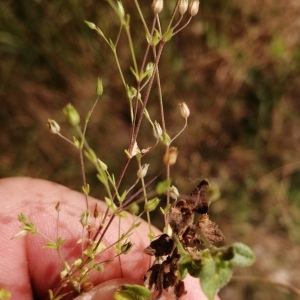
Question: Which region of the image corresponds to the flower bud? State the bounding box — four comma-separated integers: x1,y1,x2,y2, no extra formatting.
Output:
121,241,133,254
47,119,60,134
179,102,190,119
179,0,189,15
163,147,178,166
189,0,200,17
63,103,80,126
152,0,163,14
137,163,150,179
145,62,154,79
153,121,163,139
117,1,125,19
80,210,90,227
74,258,82,267
130,142,141,158
96,78,103,96
129,202,139,215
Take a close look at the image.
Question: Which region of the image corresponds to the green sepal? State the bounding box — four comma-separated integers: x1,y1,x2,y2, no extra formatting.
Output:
144,197,160,212
156,178,172,194
162,28,173,42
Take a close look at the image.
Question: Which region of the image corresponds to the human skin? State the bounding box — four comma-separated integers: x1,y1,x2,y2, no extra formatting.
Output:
0,177,220,300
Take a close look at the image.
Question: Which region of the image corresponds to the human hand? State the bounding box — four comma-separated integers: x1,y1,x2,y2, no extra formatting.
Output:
0,177,220,300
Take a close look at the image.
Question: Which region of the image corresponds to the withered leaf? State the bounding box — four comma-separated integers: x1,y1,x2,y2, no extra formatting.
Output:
143,249,184,300
173,279,187,299
143,263,161,292
196,214,225,244
169,200,193,236
185,179,210,214
143,234,174,257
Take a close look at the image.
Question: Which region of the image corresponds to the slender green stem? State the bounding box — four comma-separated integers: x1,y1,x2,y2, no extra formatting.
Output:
112,48,127,88
153,48,166,132
173,16,193,35
124,20,138,76
115,24,123,47
171,117,188,143
129,17,157,153
132,41,165,146
133,0,151,37
137,158,152,235
164,154,171,228
167,0,181,30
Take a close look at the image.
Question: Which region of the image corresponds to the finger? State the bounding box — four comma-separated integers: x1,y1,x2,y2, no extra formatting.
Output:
0,177,156,299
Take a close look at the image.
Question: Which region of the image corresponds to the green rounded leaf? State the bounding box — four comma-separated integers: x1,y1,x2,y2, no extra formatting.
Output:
200,257,218,300
230,242,256,267
114,284,151,300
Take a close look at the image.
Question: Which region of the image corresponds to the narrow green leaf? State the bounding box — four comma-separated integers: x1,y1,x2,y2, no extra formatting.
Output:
56,237,66,247
118,190,127,203
84,149,97,163
97,169,108,184
105,197,117,212
82,184,90,195
43,242,58,249
130,66,140,82
160,204,172,215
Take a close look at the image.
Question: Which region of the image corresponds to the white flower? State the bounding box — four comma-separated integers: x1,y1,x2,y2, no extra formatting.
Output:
153,121,163,139
47,119,60,134
137,163,150,179
169,185,179,200
131,141,141,157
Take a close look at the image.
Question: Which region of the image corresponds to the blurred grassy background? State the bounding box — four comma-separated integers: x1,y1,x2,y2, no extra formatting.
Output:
1,0,300,299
